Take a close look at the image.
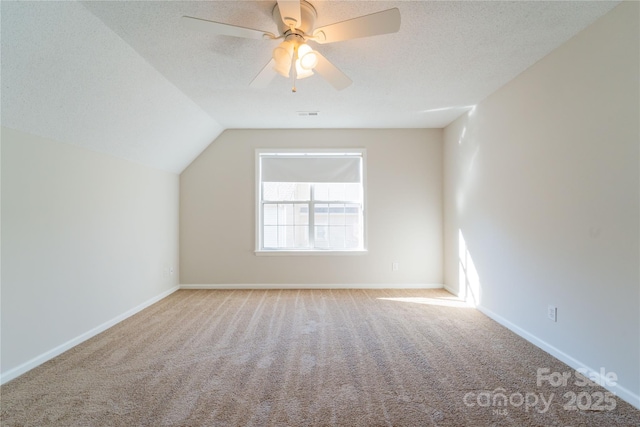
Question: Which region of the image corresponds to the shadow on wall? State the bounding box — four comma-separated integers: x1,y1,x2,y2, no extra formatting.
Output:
458,229,481,307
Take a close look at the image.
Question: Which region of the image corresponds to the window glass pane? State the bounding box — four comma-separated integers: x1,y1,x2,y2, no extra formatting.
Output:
264,204,278,226
294,203,309,225
314,183,329,201
330,204,346,225
315,183,351,201
280,204,294,225
313,183,361,202
314,226,329,248
263,182,310,201
345,225,360,248
278,183,296,201
328,183,346,201
276,204,285,225
295,225,309,247
344,183,361,201
280,226,293,247
263,183,279,201
294,183,311,200
315,204,329,225
345,203,360,225
263,226,278,247
329,227,346,248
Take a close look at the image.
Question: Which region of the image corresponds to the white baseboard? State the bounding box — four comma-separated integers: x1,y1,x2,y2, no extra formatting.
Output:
180,283,444,290
477,304,640,410
0,285,179,385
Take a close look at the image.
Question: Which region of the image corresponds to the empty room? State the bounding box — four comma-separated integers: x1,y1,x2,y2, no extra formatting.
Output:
1,0,639,425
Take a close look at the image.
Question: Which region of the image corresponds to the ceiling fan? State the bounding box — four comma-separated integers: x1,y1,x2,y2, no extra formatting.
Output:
183,1,400,92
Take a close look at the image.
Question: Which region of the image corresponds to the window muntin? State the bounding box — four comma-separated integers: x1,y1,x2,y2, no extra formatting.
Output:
257,151,365,252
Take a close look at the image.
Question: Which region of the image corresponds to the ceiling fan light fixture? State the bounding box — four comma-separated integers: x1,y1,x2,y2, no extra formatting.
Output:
185,1,401,91
297,43,318,70
273,61,291,78
295,59,314,79
300,52,318,70
273,40,294,77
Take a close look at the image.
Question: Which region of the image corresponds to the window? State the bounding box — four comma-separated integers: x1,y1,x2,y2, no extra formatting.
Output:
256,150,366,253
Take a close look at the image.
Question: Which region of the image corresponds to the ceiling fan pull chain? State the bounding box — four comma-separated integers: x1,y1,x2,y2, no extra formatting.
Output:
292,70,297,93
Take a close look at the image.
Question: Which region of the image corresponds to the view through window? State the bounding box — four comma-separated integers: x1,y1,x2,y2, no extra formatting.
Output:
257,151,365,252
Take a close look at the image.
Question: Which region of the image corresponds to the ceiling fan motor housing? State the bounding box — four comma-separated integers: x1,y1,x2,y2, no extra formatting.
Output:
273,0,317,36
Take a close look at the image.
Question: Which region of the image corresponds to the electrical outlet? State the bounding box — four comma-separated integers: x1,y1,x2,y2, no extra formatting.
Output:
547,305,557,322
392,262,399,271
162,262,174,279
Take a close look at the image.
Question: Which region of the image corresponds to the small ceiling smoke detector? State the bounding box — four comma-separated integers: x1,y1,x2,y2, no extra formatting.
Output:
297,111,320,116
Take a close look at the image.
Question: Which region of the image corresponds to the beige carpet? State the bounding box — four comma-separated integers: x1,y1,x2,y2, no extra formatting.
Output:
1,289,639,426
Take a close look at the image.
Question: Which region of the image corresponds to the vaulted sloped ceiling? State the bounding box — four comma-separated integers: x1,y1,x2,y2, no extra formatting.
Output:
1,1,620,173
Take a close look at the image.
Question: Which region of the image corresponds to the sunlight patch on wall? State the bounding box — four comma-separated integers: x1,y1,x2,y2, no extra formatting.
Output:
458,125,467,145
458,229,481,306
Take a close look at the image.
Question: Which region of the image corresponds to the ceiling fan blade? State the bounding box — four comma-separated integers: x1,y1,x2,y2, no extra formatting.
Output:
276,0,301,28
182,16,274,40
313,52,352,90
250,59,278,88
312,8,400,44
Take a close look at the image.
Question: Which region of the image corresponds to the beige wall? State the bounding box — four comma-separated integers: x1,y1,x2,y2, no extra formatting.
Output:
443,2,639,406
180,129,443,286
1,127,180,378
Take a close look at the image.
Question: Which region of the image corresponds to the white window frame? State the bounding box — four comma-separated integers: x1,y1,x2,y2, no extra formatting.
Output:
255,148,367,255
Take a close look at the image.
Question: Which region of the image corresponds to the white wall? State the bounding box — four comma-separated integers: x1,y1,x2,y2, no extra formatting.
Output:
1,127,180,380
443,1,639,407
180,129,443,286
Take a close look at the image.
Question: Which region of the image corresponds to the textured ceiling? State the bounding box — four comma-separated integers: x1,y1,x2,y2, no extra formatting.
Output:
1,1,620,173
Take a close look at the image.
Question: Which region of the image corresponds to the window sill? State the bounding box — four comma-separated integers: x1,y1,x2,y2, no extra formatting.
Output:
255,250,368,256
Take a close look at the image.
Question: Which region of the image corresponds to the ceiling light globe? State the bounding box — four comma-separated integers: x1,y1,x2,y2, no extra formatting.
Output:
272,41,294,77
297,43,312,57
273,41,293,62
300,52,318,70
297,44,318,70
295,59,314,79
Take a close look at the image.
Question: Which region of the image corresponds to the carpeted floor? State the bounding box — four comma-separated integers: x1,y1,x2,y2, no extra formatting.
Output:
1,289,639,426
